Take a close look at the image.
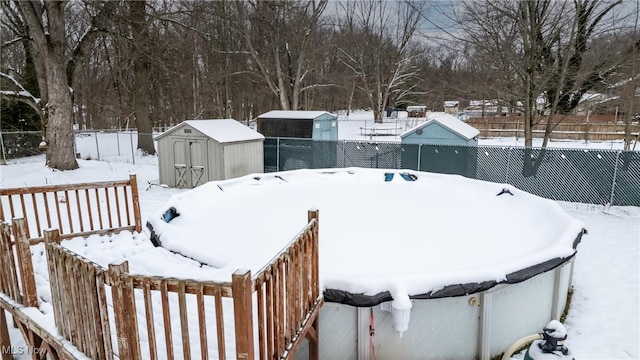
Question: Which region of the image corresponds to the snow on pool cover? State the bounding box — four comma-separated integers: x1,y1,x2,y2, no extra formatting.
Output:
146,168,585,308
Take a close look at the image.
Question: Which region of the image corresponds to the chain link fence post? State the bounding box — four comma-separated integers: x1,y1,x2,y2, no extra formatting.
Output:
94,130,101,161
342,140,346,167
609,151,621,205
116,131,121,156
505,147,513,183
130,132,135,165
276,137,280,171
0,132,6,164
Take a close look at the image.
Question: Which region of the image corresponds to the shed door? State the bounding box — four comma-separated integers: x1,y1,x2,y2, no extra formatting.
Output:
172,138,207,188
172,138,188,188
188,139,206,188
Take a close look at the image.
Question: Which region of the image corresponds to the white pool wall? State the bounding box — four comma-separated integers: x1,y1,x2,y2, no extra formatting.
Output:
294,258,574,360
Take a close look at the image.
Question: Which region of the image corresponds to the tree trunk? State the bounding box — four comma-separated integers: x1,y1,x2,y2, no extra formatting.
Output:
45,70,77,169
42,2,78,170
130,0,155,155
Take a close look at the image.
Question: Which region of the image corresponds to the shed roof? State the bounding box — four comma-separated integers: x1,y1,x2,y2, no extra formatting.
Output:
155,119,264,143
401,112,479,140
258,110,336,120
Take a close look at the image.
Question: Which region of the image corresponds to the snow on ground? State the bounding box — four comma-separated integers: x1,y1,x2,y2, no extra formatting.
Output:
0,119,638,358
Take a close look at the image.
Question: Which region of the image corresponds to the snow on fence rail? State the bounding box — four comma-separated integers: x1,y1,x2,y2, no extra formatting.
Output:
0,174,142,243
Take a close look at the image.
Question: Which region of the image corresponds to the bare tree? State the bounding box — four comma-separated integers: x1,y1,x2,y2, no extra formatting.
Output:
459,0,622,175
1,1,116,170
335,0,425,123
232,0,328,111
623,1,638,150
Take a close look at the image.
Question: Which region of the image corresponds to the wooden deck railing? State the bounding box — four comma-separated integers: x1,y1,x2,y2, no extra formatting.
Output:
0,219,91,360
252,210,322,360
0,175,322,360
0,174,142,243
35,210,322,360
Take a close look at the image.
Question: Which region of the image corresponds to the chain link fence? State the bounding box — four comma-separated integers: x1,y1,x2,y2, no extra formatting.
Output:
264,138,640,206
0,130,45,160
0,130,155,164
2,132,638,206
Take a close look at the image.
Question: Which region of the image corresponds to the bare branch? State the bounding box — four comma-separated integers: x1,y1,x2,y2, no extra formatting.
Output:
1,36,25,49
0,71,42,116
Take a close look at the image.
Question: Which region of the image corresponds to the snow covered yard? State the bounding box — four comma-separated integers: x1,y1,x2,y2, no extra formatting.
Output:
1,135,638,359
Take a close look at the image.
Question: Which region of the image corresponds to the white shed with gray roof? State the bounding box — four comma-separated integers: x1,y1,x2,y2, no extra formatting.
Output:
155,119,264,188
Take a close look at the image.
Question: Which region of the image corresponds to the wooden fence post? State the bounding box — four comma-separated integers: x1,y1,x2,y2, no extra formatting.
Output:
307,209,319,224
109,261,140,360
232,270,254,360
129,175,142,233
0,307,11,360
306,210,320,360
0,222,20,303
12,219,38,308
43,229,63,334
307,210,319,300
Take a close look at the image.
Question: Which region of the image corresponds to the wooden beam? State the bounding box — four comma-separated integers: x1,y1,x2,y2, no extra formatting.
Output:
282,298,324,360
129,175,142,233
232,270,254,360
0,180,131,196
109,262,135,360
0,307,11,360
12,220,38,308
0,293,77,359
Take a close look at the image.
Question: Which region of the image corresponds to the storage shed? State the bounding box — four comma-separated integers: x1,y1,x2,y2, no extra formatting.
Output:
155,119,264,188
401,112,479,146
444,100,460,114
257,110,338,140
401,113,479,177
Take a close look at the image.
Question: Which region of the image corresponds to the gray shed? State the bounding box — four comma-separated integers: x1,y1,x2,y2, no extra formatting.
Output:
257,110,338,140
401,113,479,146
155,119,264,188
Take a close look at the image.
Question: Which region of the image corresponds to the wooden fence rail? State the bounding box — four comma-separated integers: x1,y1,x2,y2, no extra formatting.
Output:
467,118,640,141
0,174,142,243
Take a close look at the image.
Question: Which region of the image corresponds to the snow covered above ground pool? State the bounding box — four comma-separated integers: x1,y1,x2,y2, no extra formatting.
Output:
147,168,584,302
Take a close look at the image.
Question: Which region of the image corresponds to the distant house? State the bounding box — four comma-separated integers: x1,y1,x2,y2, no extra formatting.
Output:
257,110,338,140
444,101,459,114
574,92,608,115
465,100,506,117
155,119,264,188
407,105,428,118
